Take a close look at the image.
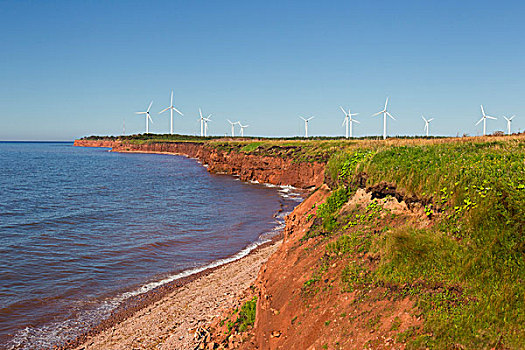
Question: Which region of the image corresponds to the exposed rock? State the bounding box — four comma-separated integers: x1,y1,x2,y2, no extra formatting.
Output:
74,140,325,189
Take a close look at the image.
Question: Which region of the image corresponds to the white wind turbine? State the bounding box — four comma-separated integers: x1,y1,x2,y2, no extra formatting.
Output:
476,105,497,136
159,91,183,134
227,119,240,137
503,115,515,135
238,123,249,137
203,116,212,137
299,116,314,138
340,106,359,138
372,97,396,140
136,101,154,134
198,109,212,137
421,116,434,137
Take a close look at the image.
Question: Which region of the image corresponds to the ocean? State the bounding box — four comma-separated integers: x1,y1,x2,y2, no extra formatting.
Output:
0,142,301,349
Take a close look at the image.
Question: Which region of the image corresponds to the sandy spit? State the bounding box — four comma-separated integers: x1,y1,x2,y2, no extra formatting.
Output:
73,241,280,350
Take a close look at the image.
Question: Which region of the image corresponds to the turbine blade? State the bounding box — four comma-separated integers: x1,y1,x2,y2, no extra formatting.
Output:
510,115,515,120
147,101,153,113
340,106,347,115
480,105,485,116
159,107,170,114
342,118,347,127
353,119,360,124
387,112,396,121
350,112,359,116
428,118,434,122
486,116,497,120
173,107,183,116
308,116,315,121
170,91,173,106
300,116,306,121
475,117,484,126
136,112,146,114
421,116,427,122
199,108,203,118
384,97,389,110
371,111,382,117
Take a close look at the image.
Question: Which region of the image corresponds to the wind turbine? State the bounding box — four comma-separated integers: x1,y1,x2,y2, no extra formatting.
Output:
340,106,359,138
238,123,249,137
421,116,434,137
372,97,395,140
159,91,183,134
299,116,314,138
503,115,515,135
136,101,154,134
198,109,212,137
476,105,497,136
227,119,240,137
203,116,212,137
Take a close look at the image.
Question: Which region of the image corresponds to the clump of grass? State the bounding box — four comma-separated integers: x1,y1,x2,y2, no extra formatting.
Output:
228,296,257,333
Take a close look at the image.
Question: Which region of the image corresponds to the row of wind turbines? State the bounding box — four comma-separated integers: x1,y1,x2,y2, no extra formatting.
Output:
136,92,518,138
323,98,516,139
135,91,249,137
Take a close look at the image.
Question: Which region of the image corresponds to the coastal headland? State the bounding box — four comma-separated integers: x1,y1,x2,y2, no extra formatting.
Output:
72,134,525,349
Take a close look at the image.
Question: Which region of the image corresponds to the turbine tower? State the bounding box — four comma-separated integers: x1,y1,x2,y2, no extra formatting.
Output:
136,101,154,134
340,106,359,138
503,115,515,135
239,123,249,137
227,119,240,137
159,91,183,134
476,105,497,136
421,116,434,137
372,97,396,140
299,116,314,138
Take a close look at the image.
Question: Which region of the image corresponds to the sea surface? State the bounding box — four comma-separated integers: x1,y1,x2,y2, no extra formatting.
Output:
0,142,302,349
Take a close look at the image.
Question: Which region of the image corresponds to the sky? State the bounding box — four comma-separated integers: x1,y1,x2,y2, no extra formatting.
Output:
0,0,524,140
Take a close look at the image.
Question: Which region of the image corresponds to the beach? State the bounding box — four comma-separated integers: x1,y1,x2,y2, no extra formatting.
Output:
71,239,281,349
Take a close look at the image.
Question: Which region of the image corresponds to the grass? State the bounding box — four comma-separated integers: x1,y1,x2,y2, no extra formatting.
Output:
322,138,525,349
227,296,258,333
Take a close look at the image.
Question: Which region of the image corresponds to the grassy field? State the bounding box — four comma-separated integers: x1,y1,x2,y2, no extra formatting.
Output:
313,137,525,348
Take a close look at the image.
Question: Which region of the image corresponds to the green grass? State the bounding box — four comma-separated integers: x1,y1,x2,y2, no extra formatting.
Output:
324,139,525,349
228,296,258,333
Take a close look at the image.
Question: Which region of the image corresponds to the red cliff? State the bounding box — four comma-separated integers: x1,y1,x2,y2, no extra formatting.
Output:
73,140,325,189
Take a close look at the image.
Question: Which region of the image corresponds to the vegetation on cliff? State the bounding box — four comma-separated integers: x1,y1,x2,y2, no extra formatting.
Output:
304,138,525,348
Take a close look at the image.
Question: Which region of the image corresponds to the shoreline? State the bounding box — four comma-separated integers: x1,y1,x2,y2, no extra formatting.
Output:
53,148,304,350
64,235,283,350
50,142,310,350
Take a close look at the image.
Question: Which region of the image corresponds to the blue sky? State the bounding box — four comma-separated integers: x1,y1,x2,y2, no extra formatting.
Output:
1,0,524,140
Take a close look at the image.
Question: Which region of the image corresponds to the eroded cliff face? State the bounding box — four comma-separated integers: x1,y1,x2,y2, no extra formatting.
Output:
73,140,325,189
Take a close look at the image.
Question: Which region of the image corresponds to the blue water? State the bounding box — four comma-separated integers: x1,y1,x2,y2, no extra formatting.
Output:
0,142,301,349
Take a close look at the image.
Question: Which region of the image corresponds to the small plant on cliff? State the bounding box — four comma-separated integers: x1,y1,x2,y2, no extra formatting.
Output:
228,296,257,333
